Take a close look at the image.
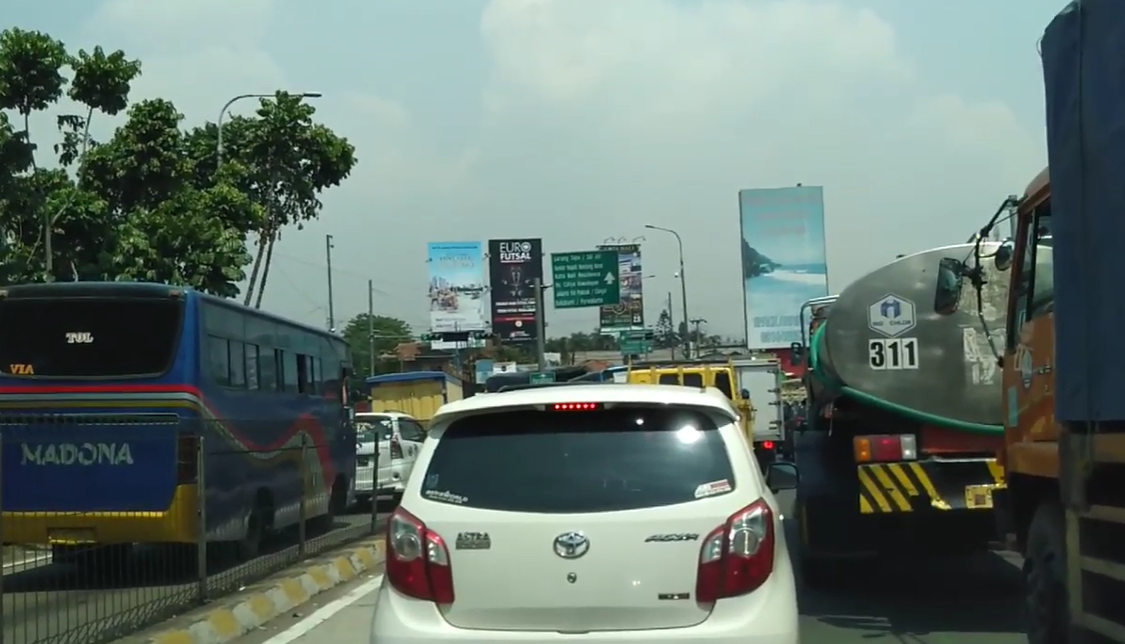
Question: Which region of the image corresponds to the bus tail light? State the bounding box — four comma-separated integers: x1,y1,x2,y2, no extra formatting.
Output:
853,434,917,463
177,432,199,484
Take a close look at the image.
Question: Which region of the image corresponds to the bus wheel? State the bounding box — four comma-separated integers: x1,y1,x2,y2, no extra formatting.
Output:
236,503,267,561
1024,500,1067,644
312,476,347,533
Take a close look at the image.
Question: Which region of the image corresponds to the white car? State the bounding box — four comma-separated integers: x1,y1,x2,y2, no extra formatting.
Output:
370,383,801,644
355,412,427,504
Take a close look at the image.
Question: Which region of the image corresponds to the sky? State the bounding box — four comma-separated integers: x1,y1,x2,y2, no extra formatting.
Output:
9,0,1063,340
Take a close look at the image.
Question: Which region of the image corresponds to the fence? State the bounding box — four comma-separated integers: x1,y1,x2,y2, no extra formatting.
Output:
0,419,385,644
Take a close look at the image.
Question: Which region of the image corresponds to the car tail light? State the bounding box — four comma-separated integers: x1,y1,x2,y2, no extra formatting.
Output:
696,499,775,603
177,432,198,484
390,437,404,459
853,434,917,463
551,403,600,411
761,441,775,451
386,507,454,603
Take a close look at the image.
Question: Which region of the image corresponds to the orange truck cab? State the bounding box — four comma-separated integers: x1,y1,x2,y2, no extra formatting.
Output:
934,4,1125,640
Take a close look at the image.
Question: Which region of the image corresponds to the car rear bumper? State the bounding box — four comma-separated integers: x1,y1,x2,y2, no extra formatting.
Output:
371,570,799,643
357,462,409,496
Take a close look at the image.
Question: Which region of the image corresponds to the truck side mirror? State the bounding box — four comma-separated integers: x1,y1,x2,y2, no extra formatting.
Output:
934,257,965,315
740,389,750,400
789,342,805,362
994,240,1014,271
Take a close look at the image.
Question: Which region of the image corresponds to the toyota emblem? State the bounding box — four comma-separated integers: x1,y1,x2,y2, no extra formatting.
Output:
553,532,589,559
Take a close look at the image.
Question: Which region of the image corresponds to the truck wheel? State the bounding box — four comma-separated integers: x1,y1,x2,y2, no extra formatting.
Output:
799,552,841,589
1024,500,1068,644
795,495,842,589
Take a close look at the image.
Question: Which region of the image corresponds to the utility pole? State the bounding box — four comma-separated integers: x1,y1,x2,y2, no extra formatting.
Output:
325,235,336,332
367,280,375,376
534,277,547,371
667,291,676,360
690,318,707,355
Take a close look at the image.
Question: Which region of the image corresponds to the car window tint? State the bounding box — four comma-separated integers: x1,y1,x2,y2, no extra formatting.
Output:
422,407,734,513
399,420,425,442
356,417,393,442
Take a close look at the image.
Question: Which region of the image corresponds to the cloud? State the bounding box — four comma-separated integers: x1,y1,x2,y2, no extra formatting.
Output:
70,0,434,325
23,0,1044,337
473,0,1045,336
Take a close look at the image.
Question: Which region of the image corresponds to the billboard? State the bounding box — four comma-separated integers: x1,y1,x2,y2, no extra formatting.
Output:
487,238,543,342
739,186,829,349
597,243,644,333
427,242,487,333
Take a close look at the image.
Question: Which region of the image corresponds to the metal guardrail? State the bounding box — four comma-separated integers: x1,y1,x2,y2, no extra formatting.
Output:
0,422,384,644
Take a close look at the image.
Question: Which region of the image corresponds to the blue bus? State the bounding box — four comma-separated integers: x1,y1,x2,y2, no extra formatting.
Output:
0,282,355,560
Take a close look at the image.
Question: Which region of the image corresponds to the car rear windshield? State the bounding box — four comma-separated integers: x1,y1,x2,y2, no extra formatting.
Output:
0,298,184,378
421,406,735,513
356,417,394,442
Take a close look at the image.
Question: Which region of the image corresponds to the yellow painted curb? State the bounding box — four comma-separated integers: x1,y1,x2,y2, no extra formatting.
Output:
147,539,385,644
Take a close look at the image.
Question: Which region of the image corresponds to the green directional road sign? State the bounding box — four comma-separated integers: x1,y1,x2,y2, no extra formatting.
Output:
551,251,621,309
529,372,554,385
619,330,651,356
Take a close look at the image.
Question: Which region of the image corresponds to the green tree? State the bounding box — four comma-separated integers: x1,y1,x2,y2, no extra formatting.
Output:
186,93,357,307
0,28,261,294
341,313,414,378
654,308,680,349
0,29,143,282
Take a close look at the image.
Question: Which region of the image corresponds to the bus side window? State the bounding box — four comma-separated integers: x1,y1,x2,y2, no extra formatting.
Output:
259,349,279,392
282,351,299,394
296,355,309,394
245,343,261,390
208,336,231,386
230,341,247,388
659,373,680,385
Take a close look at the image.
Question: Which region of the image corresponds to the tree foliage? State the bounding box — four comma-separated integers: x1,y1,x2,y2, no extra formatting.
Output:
0,28,356,301
341,313,414,378
188,93,357,306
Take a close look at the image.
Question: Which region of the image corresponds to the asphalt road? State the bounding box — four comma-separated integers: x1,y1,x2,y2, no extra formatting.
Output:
2,509,388,644
776,490,1027,644
239,490,1028,644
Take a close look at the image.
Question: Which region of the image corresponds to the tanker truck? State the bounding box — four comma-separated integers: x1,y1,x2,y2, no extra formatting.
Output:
791,241,1012,585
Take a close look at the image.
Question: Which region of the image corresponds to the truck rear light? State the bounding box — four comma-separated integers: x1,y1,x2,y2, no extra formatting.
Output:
386,507,454,604
695,499,775,603
853,434,917,462
390,437,404,459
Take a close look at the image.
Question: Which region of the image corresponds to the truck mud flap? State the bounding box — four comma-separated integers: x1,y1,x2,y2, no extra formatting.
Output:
856,459,1005,514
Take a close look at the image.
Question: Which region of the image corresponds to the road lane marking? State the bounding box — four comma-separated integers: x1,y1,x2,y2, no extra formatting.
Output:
262,574,384,644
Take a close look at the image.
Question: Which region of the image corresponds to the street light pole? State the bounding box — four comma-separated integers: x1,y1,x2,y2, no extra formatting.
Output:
216,91,323,166
646,224,691,358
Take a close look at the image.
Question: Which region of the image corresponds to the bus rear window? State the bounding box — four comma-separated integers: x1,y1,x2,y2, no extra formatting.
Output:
0,298,184,378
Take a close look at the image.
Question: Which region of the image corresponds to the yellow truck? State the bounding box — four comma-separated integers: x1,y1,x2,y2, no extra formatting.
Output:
625,361,760,454
365,370,464,428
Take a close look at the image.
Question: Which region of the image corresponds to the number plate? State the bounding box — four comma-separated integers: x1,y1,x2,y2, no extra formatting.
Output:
965,485,994,509
47,528,97,544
